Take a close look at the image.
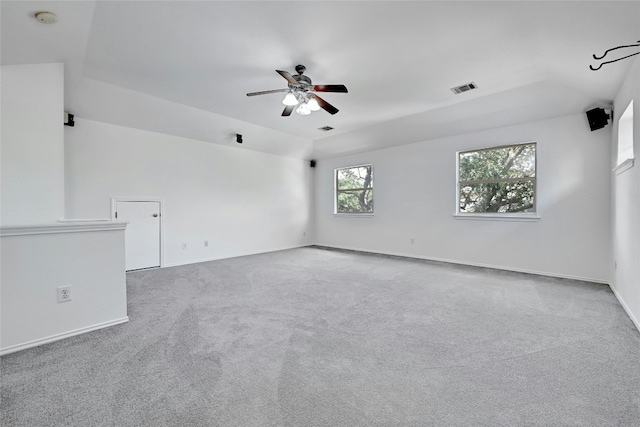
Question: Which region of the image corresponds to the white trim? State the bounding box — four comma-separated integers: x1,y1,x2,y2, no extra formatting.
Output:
457,141,538,156
0,317,130,356
454,213,540,221
610,286,640,334
312,244,607,284
333,213,375,218
0,221,127,237
111,197,165,268
334,162,373,171
162,244,310,268
58,218,111,222
613,158,634,175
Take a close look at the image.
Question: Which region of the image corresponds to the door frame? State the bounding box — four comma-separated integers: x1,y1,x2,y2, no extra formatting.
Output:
111,197,165,269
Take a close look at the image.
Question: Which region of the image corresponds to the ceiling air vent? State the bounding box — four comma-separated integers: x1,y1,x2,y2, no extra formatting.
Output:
318,126,334,132
451,82,478,95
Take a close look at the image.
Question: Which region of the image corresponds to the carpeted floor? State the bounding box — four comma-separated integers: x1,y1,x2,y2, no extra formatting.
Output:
2,246,640,426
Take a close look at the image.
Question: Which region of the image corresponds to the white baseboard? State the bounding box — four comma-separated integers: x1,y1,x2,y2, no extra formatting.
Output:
313,245,640,332
162,244,309,269
610,286,640,334
312,244,608,284
0,317,129,356
163,242,607,284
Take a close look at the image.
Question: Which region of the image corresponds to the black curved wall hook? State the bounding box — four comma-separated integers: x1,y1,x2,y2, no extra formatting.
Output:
593,40,640,60
590,51,640,71
590,40,640,71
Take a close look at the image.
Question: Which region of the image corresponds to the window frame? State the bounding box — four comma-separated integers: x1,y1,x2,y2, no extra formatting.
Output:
614,99,634,175
455,142,539,220
334,164,374,215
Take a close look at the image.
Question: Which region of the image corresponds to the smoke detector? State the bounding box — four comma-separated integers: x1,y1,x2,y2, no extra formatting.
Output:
35,12,57,24
451,82,478,95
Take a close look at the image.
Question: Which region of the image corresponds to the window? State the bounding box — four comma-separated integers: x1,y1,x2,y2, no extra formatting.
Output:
616,100,634,171
335,165,373,214
457,142,536,215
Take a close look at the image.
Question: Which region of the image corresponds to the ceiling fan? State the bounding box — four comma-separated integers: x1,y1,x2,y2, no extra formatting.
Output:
246,65,348,116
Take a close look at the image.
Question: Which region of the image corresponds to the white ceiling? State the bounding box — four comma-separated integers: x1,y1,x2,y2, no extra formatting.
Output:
2,1,639,159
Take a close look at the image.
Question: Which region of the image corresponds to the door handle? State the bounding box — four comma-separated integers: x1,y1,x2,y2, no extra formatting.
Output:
152,213,159,218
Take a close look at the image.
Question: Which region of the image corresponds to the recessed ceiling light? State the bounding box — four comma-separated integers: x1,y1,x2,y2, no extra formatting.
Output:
35,11,57,24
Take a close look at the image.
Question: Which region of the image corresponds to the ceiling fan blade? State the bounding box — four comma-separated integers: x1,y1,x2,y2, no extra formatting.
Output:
276,70,299,86
282,105,294,116
246,88,288,97
313,84,348,93
314,95,339,115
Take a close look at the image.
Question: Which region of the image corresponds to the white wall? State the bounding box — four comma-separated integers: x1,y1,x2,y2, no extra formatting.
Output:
611,57,640,329
1,223,128,355
65,63,314,160
65,118,314,266
1,63,65,225
315,113,611,282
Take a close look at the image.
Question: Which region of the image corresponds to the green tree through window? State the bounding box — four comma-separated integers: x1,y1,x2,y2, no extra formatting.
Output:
336,165,373,213
458,143,536,214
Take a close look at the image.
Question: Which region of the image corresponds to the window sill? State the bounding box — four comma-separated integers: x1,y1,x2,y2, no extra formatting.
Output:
613,158,634,175
454,213,540,222
334,213,374,217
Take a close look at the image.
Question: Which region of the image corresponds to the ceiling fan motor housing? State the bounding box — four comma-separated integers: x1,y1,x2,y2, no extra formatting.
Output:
291,74,312,90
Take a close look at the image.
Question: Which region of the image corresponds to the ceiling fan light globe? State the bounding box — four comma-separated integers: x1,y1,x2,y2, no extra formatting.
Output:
296,104,311,116
282,92,299,106
307,98,321,111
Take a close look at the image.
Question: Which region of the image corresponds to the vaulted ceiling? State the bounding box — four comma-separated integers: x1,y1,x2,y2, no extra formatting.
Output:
2,1,639,159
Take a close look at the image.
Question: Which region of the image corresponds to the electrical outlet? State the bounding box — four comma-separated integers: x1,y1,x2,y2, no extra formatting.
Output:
303,231,306,237
410,238,415,245
204,240,209,247
182,243,187,250
57,286,72,303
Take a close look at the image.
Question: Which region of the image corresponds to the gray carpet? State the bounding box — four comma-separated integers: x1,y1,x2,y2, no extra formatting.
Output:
2,246,640,426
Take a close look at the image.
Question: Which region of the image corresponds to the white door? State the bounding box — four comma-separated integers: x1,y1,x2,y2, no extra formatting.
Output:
116,201,161,271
